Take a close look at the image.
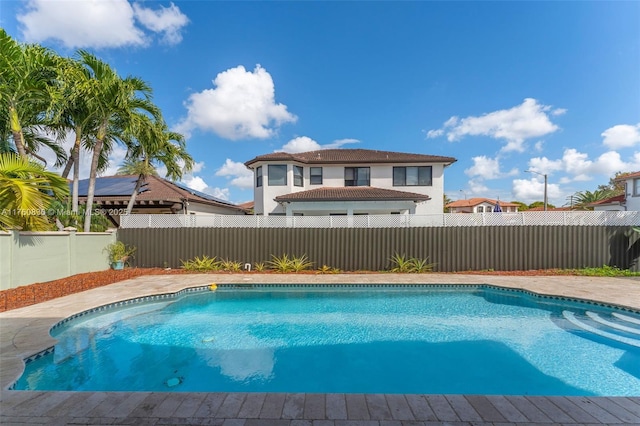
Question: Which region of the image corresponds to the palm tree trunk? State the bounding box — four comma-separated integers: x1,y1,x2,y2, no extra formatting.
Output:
83,126,105,232
9,107,28,158
61,155,74,178
70,130,82,213
125,174,143,215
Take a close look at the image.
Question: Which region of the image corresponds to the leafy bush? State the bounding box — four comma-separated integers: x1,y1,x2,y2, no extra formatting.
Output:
317,264,341,274
290,254,314,272
268,254,314,273
409,257,436,273
253,262,266,272
389,253,436,273
181,255,220,272
104,241,136,263
389,253,413,272
219,258,242,272
572,265,640,277
267,254,294,273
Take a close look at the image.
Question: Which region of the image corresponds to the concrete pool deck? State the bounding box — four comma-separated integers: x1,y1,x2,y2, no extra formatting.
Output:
1,273,639,425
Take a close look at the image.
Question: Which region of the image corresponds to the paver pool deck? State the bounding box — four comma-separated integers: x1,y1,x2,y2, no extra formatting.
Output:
1,273,639,425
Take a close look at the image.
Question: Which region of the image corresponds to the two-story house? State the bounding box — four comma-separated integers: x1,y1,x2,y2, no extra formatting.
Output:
244,149,456,216
591,171,640,211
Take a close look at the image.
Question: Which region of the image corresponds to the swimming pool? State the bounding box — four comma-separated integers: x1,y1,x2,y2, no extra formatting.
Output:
13,284,640,395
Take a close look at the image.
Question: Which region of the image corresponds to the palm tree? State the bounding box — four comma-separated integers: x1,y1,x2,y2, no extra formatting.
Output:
77,51,159,232
53,55,100,214
118,116,193,214
0,153,69,230
570,189,616,210
443,193,452,212
0,29,67,165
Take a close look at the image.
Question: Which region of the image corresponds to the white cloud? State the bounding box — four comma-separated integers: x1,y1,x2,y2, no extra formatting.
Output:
530,148,640,183
468,179,488,195
427,98,563,153
534,141,544,152
425,129,443,138
281,136,321,153
527,156,564,176
191,161,205,174
464,156,518,180
215,159,253,189
176,65,297,140
17,0,188,49
601,123,640,149
132,2,189,45
183,175,208,192
180,175,231,201
279,136,359,153
208,187,230,201
512,178,562,203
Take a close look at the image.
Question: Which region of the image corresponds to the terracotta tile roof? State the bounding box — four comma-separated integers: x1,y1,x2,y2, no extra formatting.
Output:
274,186,431,202
615,171,640,180
76,175,247,212
589,194,626,205
238,201,255,209
245,149,456,167
445,198,520,208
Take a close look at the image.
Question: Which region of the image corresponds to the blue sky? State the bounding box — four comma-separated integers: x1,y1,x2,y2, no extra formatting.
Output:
2,1,639,206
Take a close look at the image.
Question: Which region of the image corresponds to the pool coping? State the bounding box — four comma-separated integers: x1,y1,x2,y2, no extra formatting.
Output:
1,273,640,424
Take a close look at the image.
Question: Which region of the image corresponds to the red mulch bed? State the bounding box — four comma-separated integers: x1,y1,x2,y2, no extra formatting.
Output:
0,268,580,312
0,268,185,312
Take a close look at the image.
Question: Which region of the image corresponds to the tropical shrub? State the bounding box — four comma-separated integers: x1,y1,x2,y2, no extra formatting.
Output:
219,258,242,272
317,264,341,274
389,253,436,273
104,241,136,263
268,254,314,273
181,255,220,272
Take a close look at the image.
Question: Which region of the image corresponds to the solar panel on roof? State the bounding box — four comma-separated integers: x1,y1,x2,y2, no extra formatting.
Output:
74,177,149,196
173,181,236,206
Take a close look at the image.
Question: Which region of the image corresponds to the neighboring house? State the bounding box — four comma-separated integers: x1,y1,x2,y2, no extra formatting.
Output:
244,149,456,216
590,171,640,211
446,198,520,213
589,194,626,212
75,175,247,225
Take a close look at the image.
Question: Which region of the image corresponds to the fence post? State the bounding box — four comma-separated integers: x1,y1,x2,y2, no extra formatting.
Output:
66,227,77,276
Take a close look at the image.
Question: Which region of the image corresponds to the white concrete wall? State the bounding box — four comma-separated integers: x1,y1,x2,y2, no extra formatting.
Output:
593,205,626,212
0,230,116,290
626,177,640,211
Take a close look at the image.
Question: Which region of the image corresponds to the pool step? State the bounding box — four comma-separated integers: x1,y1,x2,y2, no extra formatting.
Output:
562,310,640,348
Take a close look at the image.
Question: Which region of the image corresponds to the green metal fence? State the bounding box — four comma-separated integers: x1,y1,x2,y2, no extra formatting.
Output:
118,226,640,272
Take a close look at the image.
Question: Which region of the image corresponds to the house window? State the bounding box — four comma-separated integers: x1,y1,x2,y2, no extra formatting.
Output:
310,167,323,185
268,165,287,186
477,206,484,213
345,167,370,186
393,166,432,186
256,166,262,187
294,166,304,187
634,179,640,196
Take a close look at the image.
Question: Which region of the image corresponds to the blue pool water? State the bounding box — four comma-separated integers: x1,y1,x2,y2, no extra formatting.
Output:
14,285,640,395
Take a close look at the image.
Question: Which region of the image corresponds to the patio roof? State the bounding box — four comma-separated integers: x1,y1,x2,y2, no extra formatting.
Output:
274,186,431,202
